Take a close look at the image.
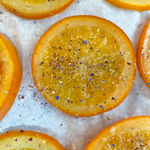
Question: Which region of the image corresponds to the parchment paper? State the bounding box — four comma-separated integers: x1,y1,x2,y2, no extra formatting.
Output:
0,0,150,149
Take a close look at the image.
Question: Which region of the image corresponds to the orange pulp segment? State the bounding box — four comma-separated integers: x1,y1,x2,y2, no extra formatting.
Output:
32,15,136,117
85,116,150,150
0,130,65,150
1,0,75,19
105,0,150,11
137,19,150,88
0,32,22,120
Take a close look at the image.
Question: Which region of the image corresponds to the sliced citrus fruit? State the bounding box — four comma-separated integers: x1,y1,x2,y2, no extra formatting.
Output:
1,0,75,20
105,0,150,11
32,15,136,117
0,130,65,149
137,20,150,88
0,32,22,120
85,116,150,150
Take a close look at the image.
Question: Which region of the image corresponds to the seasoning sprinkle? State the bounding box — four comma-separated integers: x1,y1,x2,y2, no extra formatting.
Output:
100,105,104,110
67,99,70,103
40,62,44,65
127,62,131,65
29,138,33,141
56,96,59,100
82,40,87,44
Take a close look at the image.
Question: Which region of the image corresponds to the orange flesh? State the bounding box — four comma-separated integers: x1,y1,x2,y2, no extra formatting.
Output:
32,16,136,117
1,0,75,19
105,0,150,11
0,32,22,120
0,41,14,103
10,149,35,150
137,20,150,88
0,130,65,150
21,0,46,5
85,116,150,150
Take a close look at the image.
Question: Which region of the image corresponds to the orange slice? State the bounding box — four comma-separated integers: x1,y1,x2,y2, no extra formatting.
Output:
105,0,150,11
0,130,65,149
137,20,150,88
0,32,22,120
32,15,136,117
85,116,150,150
1,0,75,19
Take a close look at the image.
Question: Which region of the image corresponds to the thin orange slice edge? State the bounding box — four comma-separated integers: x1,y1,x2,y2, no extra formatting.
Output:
85,116,150,150
105,0,150,11
137,19,150,88
1,0,75,20
0,32,22,120
32,15,136,117
0,130,65,150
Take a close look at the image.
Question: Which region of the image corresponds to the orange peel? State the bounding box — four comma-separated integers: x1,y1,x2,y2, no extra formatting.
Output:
105,0,150,11
0,130,65,149
0,32,22,120
1,0,75,19
85,116,150,149
137,19,150,88
32,15,136,117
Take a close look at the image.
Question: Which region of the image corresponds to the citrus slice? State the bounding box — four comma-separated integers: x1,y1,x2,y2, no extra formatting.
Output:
0,130,65,149
85,116,150,150
32,15,136,117
0,32,22,120
1,0,75,20
105,0,150,11
137,20,150,88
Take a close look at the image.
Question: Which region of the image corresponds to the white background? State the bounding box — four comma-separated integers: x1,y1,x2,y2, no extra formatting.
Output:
0,0,150,149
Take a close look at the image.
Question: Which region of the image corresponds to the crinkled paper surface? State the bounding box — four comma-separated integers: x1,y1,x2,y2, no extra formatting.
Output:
0,0,150,149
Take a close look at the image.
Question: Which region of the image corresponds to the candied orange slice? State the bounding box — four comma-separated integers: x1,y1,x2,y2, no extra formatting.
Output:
85,116,150,150
137,20,150,88
1,0,75,19
0,130,65,149
32,15,136,117
0,32,22,120
105,0,150,11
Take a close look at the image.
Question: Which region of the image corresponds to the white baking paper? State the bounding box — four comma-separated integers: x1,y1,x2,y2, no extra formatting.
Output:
0,0,150,149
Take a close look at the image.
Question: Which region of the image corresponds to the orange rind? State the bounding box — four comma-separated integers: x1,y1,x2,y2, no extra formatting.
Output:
1,0,75,19
0,32,22,120
137,19,150,88
105,0,150,11
85,116,150,150
32,15,136,117
0,130,65,150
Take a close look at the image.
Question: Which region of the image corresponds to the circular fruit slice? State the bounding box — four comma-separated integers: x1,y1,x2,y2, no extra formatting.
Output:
137,20,150,88
85,116,150,150
32,15,136,117
0,130,65,149
0,32,22,120
105,0,150,11
1,0,75,20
